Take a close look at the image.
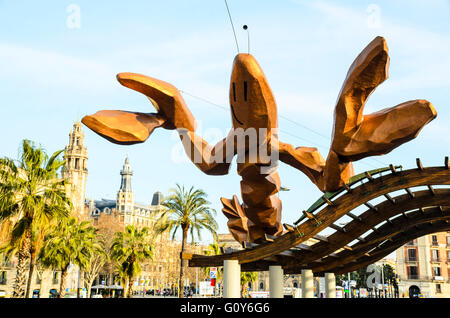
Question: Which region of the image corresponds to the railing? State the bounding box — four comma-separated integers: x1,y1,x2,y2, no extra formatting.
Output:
406,275,420,280
431,241,439,246
406,257,417,262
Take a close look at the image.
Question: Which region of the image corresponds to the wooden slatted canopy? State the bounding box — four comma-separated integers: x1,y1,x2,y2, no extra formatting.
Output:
185,161,450,274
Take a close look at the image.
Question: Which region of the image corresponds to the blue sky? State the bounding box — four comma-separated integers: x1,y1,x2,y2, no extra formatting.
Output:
0,0,449,245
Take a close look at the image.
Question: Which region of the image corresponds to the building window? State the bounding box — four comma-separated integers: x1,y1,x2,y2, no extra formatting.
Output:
407,249,417,261
436,284,442,294
52,271,59,284
432,249,440,262
431,235,438,246
407,266,418,279
75,158,80,169
0,271,6,285
432,267,441,277
406,240,415,246
446,236,450,246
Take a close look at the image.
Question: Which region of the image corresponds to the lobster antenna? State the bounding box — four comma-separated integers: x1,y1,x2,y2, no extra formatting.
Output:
224,0,240,53
243,25,250,54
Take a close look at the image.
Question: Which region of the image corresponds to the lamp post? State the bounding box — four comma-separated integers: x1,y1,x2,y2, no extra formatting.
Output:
380,261,385,298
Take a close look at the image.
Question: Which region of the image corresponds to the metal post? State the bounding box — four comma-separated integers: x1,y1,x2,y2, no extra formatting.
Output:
348,272,351,298
269,266,283,298
223,260,240,298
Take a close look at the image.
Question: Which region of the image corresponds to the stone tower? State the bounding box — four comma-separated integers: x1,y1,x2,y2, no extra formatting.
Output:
116,156,134,215
62,122,88,219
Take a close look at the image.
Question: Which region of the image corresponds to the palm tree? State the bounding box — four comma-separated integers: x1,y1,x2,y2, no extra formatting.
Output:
0,140,71,297
240,272,258,298
203,242,225,297
110,225,153,298
155,184,218,298
39,217,100,298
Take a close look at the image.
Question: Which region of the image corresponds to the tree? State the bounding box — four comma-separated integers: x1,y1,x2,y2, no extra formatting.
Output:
0,140,71,297
203,242,224,297
83,237,107,298
240,272,258,298
155,184,218,298
110,225,153,298
93,210,124,288
39,217,100,298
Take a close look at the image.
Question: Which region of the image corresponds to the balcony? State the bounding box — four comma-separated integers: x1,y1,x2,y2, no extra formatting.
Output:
407,275,420,280
406,257,417,262
431,257,441,263
431,241,439,247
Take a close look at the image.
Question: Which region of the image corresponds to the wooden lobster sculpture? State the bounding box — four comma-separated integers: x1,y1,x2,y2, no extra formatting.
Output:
82,36,437,243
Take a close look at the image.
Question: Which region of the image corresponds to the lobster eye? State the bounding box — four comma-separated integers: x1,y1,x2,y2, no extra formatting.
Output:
244,81,248,101
232,82,236,102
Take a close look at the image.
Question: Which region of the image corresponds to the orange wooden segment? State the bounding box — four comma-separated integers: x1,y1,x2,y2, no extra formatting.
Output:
82,110,166,145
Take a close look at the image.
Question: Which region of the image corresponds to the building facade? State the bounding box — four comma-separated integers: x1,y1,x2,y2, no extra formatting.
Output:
88,157,208,294
396,232,450,298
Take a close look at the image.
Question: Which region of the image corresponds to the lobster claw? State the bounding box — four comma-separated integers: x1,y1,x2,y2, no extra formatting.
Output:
116,73,197,132
82,110,166,145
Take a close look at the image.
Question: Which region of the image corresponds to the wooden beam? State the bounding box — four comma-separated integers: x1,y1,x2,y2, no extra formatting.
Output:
384,193,396,204
347,212,363,222
405,188,415,198
416,158,424,170
187,168,450,268
182,253,193,260
312,234,329,243
323,195,334,206
389,164,397,174
364,202,378,211
294,243,313,251
344,183,352,193
365,171,374,182
329,223,346,233
428,185,436,195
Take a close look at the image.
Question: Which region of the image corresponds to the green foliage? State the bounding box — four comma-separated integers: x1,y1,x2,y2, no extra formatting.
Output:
39,217,101,272
203,242,225,280
0,140,71,244
111,225,153,297
155,184,218,298
155,184,218,243
0,139,72,297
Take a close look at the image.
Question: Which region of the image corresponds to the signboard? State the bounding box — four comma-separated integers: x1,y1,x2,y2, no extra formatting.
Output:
350,280,357,288
199,281,214,296
249,291,269,298
359,288,368,298
319,277,326,293
210,267,217,279
336,289,344,298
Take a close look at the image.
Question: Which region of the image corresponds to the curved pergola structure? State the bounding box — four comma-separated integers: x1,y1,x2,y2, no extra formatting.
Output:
185,158,450,274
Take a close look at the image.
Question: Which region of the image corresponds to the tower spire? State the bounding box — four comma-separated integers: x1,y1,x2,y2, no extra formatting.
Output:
63,121,88,219
117,156,134,214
